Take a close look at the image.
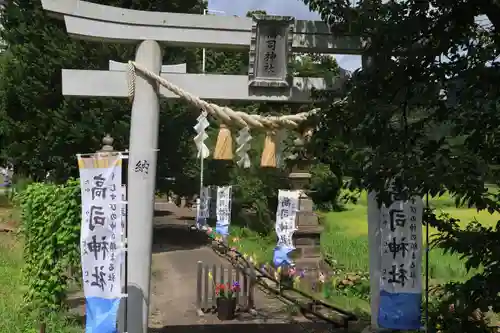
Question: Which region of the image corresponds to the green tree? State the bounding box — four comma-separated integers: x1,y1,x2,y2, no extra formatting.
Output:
0,0,202,195
303,0,500,331
290,53,346,210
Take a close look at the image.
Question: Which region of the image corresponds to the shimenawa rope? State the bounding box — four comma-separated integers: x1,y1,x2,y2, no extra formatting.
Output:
126,60,329,130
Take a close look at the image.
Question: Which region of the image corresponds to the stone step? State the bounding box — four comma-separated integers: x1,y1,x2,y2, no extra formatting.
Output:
294,245,321,259
293,257,322,271
294,225,323,235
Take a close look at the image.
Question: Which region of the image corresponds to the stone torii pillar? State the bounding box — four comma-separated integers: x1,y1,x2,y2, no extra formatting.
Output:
126,40,162,332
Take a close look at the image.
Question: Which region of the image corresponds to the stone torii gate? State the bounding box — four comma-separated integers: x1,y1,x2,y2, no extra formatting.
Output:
40,0,365,332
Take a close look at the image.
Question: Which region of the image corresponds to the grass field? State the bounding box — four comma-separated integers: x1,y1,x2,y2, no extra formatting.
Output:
0,239,82,333
321,191,499,283
230,190,500,313
0,199,80,333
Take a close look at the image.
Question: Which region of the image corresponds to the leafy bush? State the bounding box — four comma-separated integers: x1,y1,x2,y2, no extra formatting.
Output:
229,164,290,234
309,163,341,211
427,285,494,333
17,180,81,313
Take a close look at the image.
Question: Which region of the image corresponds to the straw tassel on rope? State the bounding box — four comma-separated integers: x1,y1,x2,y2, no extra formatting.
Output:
127,61,136,103
213,124,234,160
260,130,277,168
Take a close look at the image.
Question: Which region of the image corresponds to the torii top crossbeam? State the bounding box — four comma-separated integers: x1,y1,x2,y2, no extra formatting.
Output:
41,0,362,54
41,0,363,103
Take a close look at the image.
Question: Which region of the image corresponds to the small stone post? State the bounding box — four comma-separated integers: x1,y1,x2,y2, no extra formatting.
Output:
285,134,323,276
97,134,115,154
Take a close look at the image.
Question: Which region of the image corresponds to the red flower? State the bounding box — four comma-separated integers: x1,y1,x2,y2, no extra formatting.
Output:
215,285,221,296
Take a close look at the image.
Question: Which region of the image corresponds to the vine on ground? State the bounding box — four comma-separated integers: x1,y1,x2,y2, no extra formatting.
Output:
17,180,81,313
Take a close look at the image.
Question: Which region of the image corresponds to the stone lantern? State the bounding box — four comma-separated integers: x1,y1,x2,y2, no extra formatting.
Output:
97,134,115,154
285,132,323,274
96,134,128,187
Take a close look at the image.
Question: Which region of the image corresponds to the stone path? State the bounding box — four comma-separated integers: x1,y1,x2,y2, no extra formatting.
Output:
67,201,360,332
149,202,294,328
148,203,363,332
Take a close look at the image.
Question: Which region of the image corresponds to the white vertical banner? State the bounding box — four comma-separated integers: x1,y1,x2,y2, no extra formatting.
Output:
275,190,299,248
378,194,423,330
215,186,232,236
272,190,299,266
120,184,127,294
78,154,125,332
198,186,211,220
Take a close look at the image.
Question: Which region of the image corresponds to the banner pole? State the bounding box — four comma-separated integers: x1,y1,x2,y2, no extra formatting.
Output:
124,159,129,333
425,193,430,333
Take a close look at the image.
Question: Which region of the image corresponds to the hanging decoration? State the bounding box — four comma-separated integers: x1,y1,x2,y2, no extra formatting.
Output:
260,130,278,168
213,124,233,160
235,127,252,168
193,112,210,159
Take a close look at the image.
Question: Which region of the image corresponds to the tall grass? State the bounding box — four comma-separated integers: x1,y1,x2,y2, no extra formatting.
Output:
0,198,81,333
322,190,499,283
321,222,472,284
229,226,275,264
0,233,82,333
232,190,499,285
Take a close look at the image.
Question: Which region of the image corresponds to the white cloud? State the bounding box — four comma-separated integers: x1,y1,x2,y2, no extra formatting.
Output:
207,0,361,71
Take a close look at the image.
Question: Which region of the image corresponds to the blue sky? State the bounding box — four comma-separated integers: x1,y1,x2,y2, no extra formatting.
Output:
207,0,362,71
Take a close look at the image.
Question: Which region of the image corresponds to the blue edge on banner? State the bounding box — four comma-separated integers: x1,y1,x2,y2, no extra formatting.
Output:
378,290,422,330
272,246,293,267
195,217,230,237
215,222,229,236
85,297,120,333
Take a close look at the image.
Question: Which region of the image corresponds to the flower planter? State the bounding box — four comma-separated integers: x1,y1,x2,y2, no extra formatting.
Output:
216,297,236,320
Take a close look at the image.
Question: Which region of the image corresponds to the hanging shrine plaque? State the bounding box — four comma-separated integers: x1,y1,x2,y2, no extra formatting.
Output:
248,15,294,90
